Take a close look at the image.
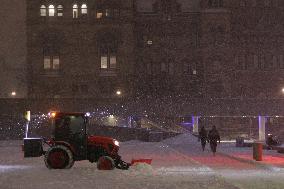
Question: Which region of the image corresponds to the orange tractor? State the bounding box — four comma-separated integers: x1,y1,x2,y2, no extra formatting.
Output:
23,112,130,170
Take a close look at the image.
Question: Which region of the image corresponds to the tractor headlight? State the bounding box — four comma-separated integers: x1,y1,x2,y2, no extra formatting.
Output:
114,140,119,146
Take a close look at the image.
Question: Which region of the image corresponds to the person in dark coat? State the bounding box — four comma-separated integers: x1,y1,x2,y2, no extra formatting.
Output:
208,125,221,156
198,126,208,151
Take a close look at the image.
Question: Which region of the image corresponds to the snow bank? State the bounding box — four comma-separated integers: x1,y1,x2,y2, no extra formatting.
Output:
129,162,154,175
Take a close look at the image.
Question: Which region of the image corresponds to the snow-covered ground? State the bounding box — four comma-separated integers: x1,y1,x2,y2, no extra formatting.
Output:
0,134,284,189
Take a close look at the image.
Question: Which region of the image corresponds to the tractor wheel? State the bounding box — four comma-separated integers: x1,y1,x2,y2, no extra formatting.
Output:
44,145,74,169
97,156,115,170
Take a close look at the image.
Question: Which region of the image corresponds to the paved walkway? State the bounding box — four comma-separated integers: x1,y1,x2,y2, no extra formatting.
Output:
218,142,284,169
163,133,260,170
162,133,284,170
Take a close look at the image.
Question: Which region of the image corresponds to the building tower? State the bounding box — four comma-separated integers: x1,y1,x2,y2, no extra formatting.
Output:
200,0,232,98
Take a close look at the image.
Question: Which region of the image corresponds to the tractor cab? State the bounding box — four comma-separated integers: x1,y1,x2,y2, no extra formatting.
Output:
50,112,88,160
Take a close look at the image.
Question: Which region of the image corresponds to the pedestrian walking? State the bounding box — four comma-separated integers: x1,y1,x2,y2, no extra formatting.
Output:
198,126,207,151
208,125,221,156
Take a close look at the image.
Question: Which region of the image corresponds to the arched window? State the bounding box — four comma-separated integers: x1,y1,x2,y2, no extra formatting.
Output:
40,5,47,16
99,34,118,70
73,4,78,18
48,5,55,16
57,5,63,16
81,4,87,14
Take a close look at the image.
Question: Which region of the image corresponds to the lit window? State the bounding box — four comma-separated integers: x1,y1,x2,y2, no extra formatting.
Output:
100,54,117,70
44,56,51,69
81,4,87,14
57,5,63,16
110,56,117,69
73,4,78,18
98,34,118,71
192,62,197,74
40,5,47,16
53,56,60,69
106,9,110,17
101,56,108,69
43,56,59,70
48,5,55,16
96,11,103,18
147,40,153,45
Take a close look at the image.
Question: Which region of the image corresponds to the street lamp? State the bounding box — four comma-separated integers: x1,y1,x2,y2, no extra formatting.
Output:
116,90,122,96
282,88,284,94
11,91,16,96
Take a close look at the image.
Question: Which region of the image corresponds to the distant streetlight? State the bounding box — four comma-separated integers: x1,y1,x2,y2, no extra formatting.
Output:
282,88,284,94
116,90,122,96
11,91,16,96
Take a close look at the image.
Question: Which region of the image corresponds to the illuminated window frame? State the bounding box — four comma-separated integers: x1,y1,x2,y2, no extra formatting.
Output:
73,4,78,18
48,5,55,17
43,55,60,70
40,5,47,16
100,54,117,69
81,4,88,14
57,5,63,16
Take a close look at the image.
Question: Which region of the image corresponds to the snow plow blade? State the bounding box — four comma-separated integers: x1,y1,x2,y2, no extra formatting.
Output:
131,159,152,165
115,158,131,170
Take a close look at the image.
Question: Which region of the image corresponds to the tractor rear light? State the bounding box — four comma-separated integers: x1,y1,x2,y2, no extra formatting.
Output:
48,112,57,118
47,140,54,145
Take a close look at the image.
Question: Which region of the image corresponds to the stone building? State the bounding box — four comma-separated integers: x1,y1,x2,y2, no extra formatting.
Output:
26,0,284,99
0,0,27,98
27,0,135,99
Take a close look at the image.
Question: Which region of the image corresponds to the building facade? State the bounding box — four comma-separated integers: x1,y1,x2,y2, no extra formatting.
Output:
27,0,135,99
0,0,27,98
26,0,284,99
